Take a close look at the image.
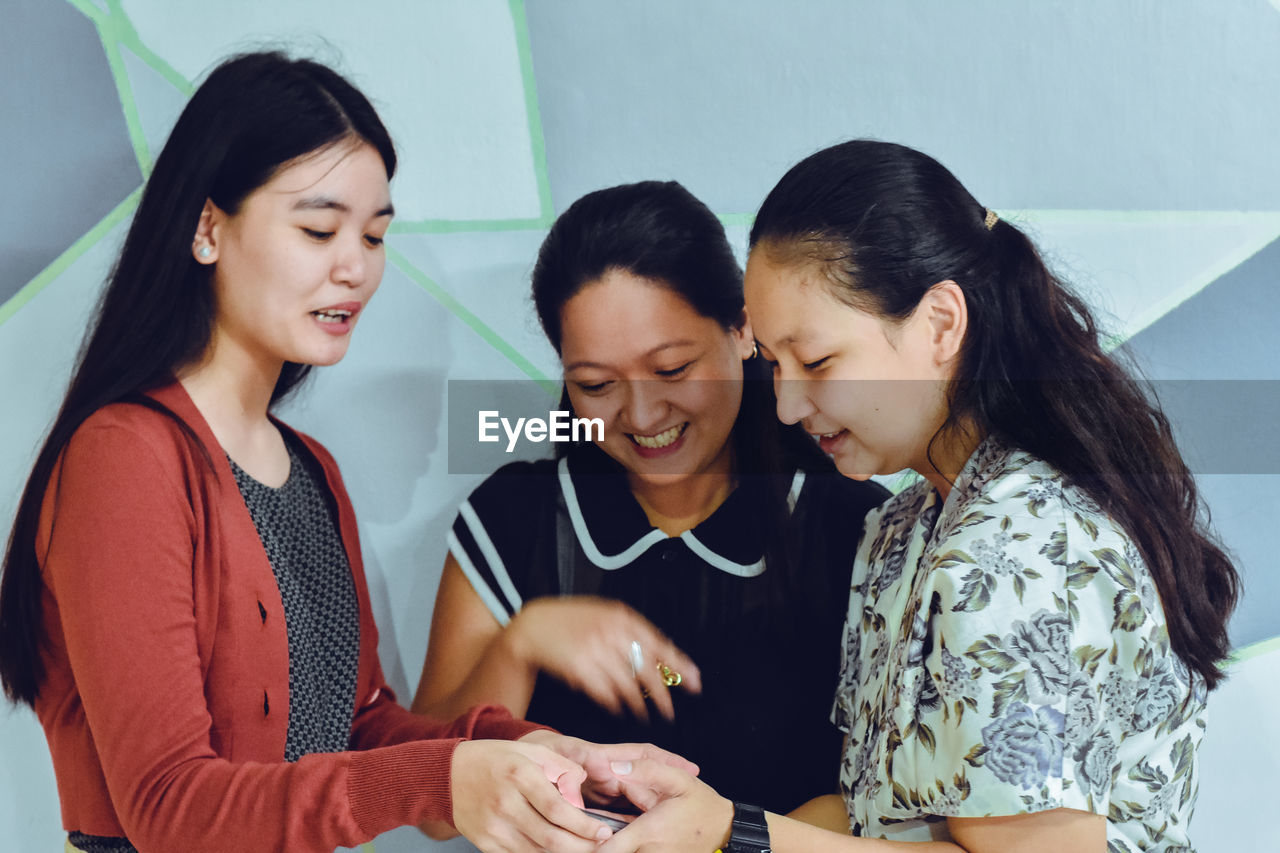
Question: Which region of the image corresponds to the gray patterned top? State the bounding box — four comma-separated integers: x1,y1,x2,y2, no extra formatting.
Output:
834,436,1206,852
230,437,360,762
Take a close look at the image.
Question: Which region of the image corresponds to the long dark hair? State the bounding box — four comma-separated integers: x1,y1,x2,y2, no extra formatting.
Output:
0,51,397,707
530,180,834,611
749,139,1239,689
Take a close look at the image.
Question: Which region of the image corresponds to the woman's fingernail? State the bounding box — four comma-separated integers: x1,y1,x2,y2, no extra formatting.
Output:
596,825,613,841
610,760,633,775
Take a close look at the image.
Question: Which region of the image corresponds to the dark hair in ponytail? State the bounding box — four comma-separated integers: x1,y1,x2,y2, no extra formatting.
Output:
0,51,396,707
749,139,1239,689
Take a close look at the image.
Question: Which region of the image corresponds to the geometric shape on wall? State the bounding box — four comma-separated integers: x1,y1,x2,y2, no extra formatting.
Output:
119,44,189,165
1124,234,1280,379
0,0,141,305
0,217,130,537
1191,475,1280,651
1016,211,1280,345
0,708,61,852
525,0,1280,215
118,0,543,222
1120,237,1280,652
388,219,759,388
388,230,560,383
1191,641,1280,847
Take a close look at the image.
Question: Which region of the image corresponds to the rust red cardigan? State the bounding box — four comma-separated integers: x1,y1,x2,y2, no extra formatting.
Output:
33,382,540,851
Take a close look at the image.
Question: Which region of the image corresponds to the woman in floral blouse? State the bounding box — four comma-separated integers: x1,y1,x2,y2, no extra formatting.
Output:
592,140,1239,853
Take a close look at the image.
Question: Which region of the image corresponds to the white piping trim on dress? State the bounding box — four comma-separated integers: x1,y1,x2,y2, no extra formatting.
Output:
448,530,513,626
458,499,525,615
558,459,811,575
679,530,765,577
558,457,667,570
679,469,805,577
786,469,806,513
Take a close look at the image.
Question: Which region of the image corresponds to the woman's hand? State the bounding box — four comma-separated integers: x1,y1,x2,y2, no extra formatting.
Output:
595,758,734,853
415,557,701,723
448,738,614,853
508,597,702,722
518,730,700,805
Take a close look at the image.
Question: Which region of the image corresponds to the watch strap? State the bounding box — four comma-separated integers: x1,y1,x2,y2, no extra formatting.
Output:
722,801,771,853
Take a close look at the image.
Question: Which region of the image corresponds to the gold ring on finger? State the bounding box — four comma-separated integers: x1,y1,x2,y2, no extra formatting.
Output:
657,662,682,688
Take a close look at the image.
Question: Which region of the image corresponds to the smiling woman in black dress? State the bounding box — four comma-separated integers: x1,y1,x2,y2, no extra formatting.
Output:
413,180,887,815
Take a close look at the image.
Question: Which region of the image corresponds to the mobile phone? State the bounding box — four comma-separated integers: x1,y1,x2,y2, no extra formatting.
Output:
579,807,633,832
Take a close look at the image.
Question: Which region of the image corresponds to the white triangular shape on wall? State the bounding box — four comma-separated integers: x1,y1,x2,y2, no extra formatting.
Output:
1012,210,1280,344
118,0,543,222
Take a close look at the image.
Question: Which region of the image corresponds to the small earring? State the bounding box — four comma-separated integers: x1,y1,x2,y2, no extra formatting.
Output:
198,245,212,259
750,341,759,360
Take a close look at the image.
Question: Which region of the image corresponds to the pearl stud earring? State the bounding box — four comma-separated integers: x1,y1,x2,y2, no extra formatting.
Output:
198,246,212,259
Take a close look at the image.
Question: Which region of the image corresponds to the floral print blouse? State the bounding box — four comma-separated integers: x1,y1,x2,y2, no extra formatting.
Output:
834,437,1206,851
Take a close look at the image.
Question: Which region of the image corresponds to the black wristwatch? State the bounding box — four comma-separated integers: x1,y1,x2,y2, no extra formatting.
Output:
719,801,771,853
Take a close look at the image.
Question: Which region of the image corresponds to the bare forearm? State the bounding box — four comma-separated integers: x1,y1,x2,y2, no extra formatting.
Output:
412,626,538,720
765,814,964,853
786,794,850,833
603,761,1096,853
766,809,1104,853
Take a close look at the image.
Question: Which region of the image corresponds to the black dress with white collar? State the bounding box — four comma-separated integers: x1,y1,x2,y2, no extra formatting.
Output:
448,442,887,813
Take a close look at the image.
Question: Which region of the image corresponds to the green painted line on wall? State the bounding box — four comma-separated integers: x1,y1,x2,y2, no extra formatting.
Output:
509,0,555,224
387,244,557,394
104,0,193,96
0,187,142,328
100,32,155,176
65,0,106,24
1230,635,1280,667
389,218,548,236
74,0,164,175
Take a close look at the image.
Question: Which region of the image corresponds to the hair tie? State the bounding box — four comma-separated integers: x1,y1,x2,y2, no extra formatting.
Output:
983,208,999,231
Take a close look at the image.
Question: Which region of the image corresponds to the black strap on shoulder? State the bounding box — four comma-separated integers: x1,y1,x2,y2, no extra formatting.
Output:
553,485,605,597
555,487,576,595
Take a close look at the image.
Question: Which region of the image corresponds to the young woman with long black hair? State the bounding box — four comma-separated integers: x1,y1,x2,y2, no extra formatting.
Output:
591,141,1239,853
0,51,683,853
412,180,888,817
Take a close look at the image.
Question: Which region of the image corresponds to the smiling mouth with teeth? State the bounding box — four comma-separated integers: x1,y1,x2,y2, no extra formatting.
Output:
629,423,687,449
810,429,846,452
312,309,353,323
